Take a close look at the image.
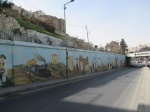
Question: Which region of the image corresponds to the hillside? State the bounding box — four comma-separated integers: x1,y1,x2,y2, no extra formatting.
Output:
0,1,95,50
0,2,64,40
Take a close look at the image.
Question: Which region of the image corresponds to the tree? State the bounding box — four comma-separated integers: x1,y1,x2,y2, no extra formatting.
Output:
0,0,13,9
99,47,105,52
0,0,3,12
120,39,128,55
0,0,2,5
39,21,55,33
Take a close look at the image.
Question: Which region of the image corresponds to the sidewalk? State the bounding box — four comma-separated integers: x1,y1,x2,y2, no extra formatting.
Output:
127,67,150,112
0,68,125,97
138,67,150,112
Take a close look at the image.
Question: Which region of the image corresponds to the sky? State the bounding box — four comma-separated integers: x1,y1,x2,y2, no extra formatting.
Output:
11,0,150,48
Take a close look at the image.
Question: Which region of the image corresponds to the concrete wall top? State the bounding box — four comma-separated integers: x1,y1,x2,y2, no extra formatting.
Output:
0,39,125,56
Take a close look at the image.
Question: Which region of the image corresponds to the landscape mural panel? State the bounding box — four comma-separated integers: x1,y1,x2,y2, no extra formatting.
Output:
0,41,126,87
0,43,13,87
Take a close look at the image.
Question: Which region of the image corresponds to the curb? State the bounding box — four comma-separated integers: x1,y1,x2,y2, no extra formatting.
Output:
0,67,127,98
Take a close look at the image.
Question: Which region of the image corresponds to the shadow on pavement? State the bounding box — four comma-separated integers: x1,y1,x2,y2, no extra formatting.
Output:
137,104,150,112
0,68,143,112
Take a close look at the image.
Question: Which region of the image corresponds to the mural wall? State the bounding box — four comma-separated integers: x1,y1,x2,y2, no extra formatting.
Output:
0,40,126,87
0,41,13,87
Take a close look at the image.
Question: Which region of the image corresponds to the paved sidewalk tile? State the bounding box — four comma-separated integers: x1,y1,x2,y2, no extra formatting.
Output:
138,67,150,112
143,68,150,112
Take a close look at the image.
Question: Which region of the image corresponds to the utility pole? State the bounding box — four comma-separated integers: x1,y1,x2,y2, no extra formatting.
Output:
64,0,74,79
85,25,90,49
85,25,89,44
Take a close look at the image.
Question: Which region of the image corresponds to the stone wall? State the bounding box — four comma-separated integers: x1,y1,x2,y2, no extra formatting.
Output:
0,14,20,30
53,18,65,36
0,13,91,50
11,5,33,18
0,14,91,50
33,11,66,36
11,5,65,35
27,30,63,46
0,14,26,40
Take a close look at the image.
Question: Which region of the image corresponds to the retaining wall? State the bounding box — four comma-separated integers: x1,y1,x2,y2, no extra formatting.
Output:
0,40,126,87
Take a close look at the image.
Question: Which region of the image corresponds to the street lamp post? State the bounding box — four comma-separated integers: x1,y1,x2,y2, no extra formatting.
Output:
64,0,74,79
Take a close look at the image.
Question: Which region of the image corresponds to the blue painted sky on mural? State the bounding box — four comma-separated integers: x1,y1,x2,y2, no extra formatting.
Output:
12,0,150,47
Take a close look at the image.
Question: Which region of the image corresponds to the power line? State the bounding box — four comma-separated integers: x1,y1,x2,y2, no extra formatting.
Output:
67,23,85,28
21,0,37,11
67,23,91,48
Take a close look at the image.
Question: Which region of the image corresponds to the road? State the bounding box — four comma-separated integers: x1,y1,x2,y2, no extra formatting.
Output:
0,67,149,112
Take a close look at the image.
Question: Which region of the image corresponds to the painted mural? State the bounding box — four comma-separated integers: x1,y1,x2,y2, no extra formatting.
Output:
0,41,126,87
0,54,6,82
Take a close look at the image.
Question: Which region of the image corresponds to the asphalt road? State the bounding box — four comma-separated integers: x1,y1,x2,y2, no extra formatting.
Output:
0,68,145,112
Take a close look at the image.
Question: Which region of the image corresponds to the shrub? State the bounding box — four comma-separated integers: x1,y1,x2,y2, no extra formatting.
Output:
13,28,22,35
39,21,55,33
1,0,13,8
